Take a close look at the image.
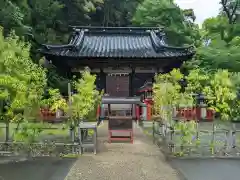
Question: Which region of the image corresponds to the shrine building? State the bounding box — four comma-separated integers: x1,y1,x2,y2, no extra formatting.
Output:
39,26,195,97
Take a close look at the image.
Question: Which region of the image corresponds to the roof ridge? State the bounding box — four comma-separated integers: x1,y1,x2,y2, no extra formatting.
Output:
72,27,163,34
70,26,163,31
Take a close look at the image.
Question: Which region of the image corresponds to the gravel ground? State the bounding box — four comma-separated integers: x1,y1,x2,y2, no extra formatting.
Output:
65,122,180,180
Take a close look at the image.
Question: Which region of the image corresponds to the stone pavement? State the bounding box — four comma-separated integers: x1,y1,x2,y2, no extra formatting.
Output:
65,121,180,180
172,159,240,180
0,155,27,164
0,157,75,180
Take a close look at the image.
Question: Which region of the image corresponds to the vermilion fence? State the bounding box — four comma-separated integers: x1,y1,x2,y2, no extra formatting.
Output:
40,108,57,122
176,107,215,121
40,108,67,122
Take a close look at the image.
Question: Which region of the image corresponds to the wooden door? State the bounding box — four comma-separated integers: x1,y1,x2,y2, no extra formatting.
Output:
106,74,129,97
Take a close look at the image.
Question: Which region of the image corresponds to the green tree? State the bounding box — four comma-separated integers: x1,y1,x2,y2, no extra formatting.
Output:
0,0,31,36
0,27,47,121
186,69,237,120
0,27,47,142
153,69,193,121
221,0,240,24
132,0,200,45
184,16,240,72
90,0,141,26
183,0,240,72
68,68,101,125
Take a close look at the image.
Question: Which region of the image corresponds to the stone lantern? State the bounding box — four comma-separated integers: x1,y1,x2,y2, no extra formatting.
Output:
196,93,207,120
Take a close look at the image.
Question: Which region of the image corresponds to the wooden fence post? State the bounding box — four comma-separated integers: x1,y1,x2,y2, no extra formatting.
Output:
68,83,75,153
152,121,155,143
211,122,215,155
5,121,9,142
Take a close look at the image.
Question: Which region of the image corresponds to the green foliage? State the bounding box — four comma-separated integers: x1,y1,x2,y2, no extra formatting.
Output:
174,120,197,156
89,0,140,26
229,72,240,121
154,67,240,155
153,69,193,121
185,69,209,94
46,67,71,94
0,27,47,123
192,45,240,72
0,28,101,142
204,70,236,120
186,15,240,71
0,0,150,94
0,0,26,35
183,9,196,22
184,7,240,72
0,27,48,142
154,67,240,121
13,120,43,143
41,88,68,112
186,69,237,120
68,67,101,124
132,0,200,45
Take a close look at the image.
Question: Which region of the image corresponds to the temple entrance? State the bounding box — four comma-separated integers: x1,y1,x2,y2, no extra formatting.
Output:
106,73,129,97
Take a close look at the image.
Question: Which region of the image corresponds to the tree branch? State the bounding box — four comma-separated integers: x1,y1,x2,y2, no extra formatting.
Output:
221,0,231,23
221,0,239,24
230,0,239,24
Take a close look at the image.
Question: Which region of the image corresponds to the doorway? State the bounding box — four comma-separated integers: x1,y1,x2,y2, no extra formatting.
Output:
106,73,129,97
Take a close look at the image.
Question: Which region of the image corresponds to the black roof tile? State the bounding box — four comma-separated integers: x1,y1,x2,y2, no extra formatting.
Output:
39,27,195,58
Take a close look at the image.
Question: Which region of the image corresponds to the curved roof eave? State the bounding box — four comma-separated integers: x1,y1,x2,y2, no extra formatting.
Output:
38,27,196,59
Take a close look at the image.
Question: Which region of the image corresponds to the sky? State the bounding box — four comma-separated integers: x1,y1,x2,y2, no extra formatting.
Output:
175,0,222,26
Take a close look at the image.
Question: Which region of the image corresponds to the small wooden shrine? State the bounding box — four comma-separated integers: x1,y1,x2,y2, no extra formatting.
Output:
100,96,142,143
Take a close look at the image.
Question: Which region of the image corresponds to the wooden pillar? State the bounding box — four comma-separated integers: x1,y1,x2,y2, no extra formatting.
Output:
130,68,135,96
100,68,106,93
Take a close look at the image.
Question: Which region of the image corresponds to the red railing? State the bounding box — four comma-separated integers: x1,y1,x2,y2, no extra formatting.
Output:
39,108,56,122
176,107,215,121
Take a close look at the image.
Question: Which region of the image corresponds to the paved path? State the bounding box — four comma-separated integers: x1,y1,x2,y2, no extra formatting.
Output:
0,157,75,180
172,159,240,180
65,122,180,180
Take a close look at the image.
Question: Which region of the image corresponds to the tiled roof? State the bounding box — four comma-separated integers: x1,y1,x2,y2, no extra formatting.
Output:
39,27,195,58
138,81,153,92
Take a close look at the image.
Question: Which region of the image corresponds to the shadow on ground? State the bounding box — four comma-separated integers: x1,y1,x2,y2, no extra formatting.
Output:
0,157,76,180
172,159,240,180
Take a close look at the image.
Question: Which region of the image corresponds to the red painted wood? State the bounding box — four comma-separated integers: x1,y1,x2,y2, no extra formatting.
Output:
147,104,152,121
40,108,56,122
108,129,133,143
176,107,214,121
137,88,152,93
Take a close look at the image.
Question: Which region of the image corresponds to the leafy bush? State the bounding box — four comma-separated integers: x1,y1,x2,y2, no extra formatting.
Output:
153,69,193,121
0,27,48,142
173,120,197,156
0,27,47,123
186,69,237,120
67,67,102,125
